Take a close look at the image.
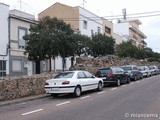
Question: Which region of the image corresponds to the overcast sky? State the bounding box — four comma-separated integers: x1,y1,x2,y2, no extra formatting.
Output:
2,0,160,53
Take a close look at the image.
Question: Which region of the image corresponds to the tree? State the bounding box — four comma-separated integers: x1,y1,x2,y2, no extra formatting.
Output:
89,33,115,57
115,41,139,58
23,16,74,73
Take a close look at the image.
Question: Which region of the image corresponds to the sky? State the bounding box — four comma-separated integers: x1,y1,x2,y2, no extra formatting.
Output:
1,0,160,53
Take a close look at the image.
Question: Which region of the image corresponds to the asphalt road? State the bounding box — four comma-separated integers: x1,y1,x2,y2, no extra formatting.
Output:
0,75,160,120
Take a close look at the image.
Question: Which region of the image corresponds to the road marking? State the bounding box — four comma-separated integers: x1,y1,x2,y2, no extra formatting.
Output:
121,85,127,87
97,91,106,94
111,88,117,90
56,101,70,106
22,109,43,116
80,96,90,99
130,82,134,85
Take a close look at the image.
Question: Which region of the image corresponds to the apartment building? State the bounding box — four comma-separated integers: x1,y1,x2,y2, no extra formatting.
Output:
38,2,114,71
8,9,38,76
0,3,9,78
114,19,147,48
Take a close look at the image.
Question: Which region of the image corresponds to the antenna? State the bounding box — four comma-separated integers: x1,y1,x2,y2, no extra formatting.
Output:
18,0,27,16
82,0,86,8
122,8,126,20
18,0,27,11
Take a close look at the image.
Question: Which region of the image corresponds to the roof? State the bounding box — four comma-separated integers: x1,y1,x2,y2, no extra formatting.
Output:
120,19,142,25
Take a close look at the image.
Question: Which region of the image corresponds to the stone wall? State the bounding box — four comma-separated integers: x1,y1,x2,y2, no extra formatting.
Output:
70,55,160,74
0,73,58,101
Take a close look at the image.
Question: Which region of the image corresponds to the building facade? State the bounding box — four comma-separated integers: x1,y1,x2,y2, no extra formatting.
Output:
113,19,147,48
0,3,9,78
9,10,38,77
38,2,114,71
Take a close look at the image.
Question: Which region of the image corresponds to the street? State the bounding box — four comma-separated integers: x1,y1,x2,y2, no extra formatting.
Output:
0,75,160,120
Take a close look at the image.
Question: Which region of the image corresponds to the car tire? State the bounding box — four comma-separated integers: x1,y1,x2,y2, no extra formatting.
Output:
97,81,103,91
127,77,130,84
116,79,121,86
73,86,81,97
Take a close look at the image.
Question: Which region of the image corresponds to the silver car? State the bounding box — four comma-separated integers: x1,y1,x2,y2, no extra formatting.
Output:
137,66,151,77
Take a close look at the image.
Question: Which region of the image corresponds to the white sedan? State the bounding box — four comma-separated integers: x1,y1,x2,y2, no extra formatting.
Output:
44,70,103,97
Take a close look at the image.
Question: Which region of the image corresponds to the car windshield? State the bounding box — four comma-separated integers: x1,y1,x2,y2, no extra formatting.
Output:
121,67,132,71
138,67,144,71
54,72,74,78
97,69,112,75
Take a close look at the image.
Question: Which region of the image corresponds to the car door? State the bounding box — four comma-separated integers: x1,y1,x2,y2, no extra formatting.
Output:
77,71,89,91
83,71,98,90
118,68,128,82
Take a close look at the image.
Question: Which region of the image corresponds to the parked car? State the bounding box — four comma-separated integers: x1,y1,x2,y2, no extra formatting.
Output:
120,65,143,81
44,70,103,97
137,66,151,77
148,65,160,75
95,67,130,86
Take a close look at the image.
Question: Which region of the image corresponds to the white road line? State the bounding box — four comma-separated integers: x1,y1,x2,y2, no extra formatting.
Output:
97,91,106,94
56,101,71,106
22,109,43,116
130,82,134,85
111,88,117,90
136,81,140,83
121,85,126,87
80,96,90,99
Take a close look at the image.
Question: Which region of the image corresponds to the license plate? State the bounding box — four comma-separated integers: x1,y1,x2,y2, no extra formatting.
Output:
51,88,59,91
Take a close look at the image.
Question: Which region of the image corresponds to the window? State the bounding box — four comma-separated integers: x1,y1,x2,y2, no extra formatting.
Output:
0,61,6,77
12,59,22,72
62,59,66,69
43,61,47,71
105,26,111,34
83,20,87,29
77,72,86,78
91,30,94,36
98,27,101,34
83,71,93,78
19,28,27,49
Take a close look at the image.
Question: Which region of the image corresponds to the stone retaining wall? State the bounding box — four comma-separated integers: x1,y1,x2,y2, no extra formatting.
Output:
0,73,58,101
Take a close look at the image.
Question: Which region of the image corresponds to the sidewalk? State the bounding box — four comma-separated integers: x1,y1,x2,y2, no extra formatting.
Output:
0,93,51,107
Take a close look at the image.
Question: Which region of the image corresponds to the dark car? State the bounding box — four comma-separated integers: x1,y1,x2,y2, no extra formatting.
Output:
95,67,130,86
121,65,143,81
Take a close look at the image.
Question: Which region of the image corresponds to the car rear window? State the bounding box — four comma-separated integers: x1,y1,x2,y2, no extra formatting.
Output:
54,72,74,78
121,67,132,71
97,69,112,75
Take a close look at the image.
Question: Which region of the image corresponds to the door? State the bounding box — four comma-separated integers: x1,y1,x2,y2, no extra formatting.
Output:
77,72,89,91
27,61,33,76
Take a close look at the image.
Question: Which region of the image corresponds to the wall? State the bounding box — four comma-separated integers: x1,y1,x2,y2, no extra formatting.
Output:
113,22,129,36
113,33,123,45
0,73,57,101
79,7,102,37
38,2,79,30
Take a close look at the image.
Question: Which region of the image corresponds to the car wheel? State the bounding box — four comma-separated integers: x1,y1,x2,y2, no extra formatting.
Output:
116,79,121,86
73,86,81,97
51,94,59,97
97,82,103,91
127,77,130,84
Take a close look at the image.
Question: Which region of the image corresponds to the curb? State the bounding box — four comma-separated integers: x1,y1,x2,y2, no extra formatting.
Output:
0,94,51,107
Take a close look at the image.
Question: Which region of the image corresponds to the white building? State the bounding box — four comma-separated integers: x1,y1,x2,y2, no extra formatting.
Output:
0,3,9,78
113,19,147,48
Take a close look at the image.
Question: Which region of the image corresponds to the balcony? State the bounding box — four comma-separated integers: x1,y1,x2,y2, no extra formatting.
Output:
129,34,138,42
129,24,147,39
